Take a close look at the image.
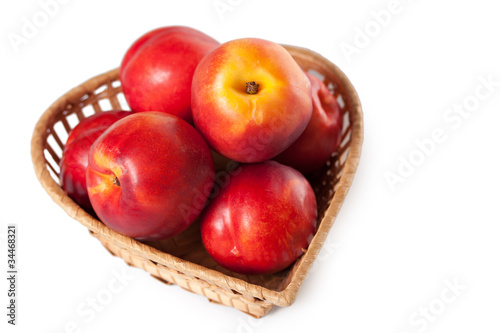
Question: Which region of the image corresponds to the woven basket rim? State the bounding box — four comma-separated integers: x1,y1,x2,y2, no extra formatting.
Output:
30,44,363,307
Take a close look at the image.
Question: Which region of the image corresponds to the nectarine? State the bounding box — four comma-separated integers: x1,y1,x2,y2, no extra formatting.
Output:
86,112,215,240
192,38,313,163
200,161,317,275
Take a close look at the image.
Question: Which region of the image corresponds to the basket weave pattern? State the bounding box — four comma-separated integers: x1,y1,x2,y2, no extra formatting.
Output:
31,45,363,318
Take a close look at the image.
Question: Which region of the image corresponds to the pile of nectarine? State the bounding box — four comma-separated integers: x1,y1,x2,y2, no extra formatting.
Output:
59,26,343,275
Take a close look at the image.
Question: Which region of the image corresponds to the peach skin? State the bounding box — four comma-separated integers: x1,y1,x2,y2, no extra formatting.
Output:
192,38,313,163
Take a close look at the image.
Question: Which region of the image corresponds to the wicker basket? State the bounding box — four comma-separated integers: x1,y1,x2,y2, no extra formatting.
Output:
31,45,363,318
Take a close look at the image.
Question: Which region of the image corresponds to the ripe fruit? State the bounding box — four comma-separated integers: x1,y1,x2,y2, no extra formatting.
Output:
60,130,104,212
65,110,132,146
200,161,317,275
59,110,132,212
192,38,313,163
275,72,344,174
120,26,219,123
86,112,215,240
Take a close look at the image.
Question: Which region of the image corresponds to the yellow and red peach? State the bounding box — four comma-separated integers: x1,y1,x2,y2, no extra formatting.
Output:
192,38,313,163
86,112,215,240
59,110,133,212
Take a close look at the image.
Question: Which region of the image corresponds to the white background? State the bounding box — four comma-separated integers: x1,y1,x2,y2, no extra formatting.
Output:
1,0,499,332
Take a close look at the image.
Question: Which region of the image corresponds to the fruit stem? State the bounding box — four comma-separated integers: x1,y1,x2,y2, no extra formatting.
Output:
113,176,121,187
246,81,259,94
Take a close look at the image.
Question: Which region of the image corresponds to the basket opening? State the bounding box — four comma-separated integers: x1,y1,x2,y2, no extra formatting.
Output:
116,92,131,111
46,134,63,158
43,149,60,185
94,84,109,95
98,98,113,112
81,104,96,118
337,94,345,109
307,69,325,82
66,113,80,130
53,121,69,143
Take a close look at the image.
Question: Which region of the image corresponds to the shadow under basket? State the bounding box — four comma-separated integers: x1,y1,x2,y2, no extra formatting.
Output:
31,45,363,318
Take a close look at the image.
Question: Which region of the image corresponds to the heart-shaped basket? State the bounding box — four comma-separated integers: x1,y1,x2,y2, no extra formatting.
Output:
31,45,363,318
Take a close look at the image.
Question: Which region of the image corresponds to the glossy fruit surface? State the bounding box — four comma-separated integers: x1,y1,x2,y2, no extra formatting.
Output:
120,26,219,123
275,72,343,174
87,112,215,240
192,38,312,163
59,110,132,212
201,161,317,275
